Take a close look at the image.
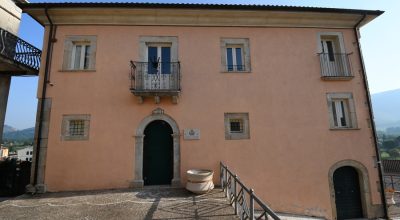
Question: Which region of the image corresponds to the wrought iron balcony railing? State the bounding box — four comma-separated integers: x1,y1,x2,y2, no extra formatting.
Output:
0,28,41,72
130,61,180,95
318,53,352,79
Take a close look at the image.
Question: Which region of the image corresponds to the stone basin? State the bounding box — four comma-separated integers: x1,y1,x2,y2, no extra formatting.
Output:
186,169,214,194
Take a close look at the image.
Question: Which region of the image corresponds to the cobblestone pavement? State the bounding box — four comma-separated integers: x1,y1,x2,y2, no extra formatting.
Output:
0,187,238,220
388,192,400,219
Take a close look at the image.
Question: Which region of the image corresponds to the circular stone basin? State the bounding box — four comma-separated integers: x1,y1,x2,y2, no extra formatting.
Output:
186,169,214,194
187,169,214,182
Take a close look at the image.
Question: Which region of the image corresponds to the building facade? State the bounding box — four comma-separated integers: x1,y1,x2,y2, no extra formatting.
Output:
20,3,384,219
17,146,33,161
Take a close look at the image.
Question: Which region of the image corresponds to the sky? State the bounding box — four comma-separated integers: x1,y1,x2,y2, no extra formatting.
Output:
4,0,400,129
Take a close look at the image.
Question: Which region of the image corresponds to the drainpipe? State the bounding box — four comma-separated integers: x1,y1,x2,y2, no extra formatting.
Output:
33,7,54,186
354,14,388,218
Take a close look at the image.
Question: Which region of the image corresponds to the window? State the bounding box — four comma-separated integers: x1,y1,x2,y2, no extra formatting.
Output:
71,43,91,70
226,46,244,71
29,158,32,162
26,151,29,155
61,114,91,141
317,32,351,78
229,118,244,133
326,93,357,129
63,36,97,71
147,44,172,74
25,158,28,161
221,38,250,72
30,151,33,155
224,113,250,139
69,120,85,136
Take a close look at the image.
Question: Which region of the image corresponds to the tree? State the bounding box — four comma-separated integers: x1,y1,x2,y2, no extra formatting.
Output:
383,140,397,150
389,149,400,158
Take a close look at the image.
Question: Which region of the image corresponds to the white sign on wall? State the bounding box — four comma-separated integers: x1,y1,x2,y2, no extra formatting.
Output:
184,128,200,140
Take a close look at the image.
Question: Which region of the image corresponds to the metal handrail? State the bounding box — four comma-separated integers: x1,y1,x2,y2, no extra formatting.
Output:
130,61,180,92
220,162,281,220
318,53,352,78
0,28,41,71
384,174,400,191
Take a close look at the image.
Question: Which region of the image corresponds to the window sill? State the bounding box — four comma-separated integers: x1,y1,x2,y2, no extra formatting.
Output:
59,69,96,72
329,127,360,131
321,76,353,81
220,71,251,74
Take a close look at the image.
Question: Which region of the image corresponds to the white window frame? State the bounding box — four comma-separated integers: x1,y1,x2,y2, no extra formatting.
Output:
326,93,358,129
226,44,245,72
70,43,91,70
62,36,97,71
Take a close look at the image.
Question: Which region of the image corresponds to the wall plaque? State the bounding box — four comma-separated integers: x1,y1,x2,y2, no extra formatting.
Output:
184,128,200,140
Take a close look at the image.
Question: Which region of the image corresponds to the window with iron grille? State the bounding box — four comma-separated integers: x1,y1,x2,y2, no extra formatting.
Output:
225,113,250,140
61,114,91,141
69,120,85,136
229,119,244,133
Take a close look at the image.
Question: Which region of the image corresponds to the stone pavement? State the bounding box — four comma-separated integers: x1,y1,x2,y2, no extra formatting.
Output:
0,187,238,220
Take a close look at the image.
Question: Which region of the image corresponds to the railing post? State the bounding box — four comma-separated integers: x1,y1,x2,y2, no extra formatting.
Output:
250,188,254,220
225,166,229,198
234,174,238,215
220,163,224,191
391,175,394,190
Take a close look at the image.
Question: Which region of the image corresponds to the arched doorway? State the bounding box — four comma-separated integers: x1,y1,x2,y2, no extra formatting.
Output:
143,120,173,185
132,108,181,188
333,166,363,219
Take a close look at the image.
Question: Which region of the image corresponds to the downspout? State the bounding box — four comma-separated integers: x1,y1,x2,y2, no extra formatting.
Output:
33,7,54,186
354,14,388,218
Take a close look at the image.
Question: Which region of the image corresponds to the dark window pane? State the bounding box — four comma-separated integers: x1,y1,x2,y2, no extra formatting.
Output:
84,45,91,69
236,48,243,71
226,48,233,71
230,119,243,133
161,47,171,74
340,101,347,126
326,41,335,62
148,47,158,74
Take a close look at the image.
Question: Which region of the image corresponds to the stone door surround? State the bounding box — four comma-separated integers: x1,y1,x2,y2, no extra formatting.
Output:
132,108,180,187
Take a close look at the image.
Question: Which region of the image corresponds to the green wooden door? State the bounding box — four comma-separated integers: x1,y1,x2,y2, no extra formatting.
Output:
333,166,363,220
143,120,173,185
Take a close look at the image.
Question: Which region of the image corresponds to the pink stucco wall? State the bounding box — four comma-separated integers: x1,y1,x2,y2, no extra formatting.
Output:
39,25,382,219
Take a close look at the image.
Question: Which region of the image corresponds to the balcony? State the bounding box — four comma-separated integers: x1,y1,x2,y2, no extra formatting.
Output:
130,61,180,103
0,28,41,75
318,53,353,80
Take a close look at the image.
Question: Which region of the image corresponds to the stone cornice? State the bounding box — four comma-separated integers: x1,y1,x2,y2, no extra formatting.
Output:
22,6,380,28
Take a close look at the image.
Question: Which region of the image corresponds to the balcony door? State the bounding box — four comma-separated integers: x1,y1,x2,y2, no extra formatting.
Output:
320,36,348,76
145,44,172,90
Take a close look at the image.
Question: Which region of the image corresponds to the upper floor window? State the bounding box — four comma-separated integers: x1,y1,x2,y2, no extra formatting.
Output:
221,38,250,72
317,32,352,78
147,43,172,74
71,43,91,70
63,36,97,71
326,93,358,129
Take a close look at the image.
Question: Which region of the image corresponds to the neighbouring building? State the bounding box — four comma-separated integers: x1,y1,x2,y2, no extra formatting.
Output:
16,146,33,162
19,3,385,219
0,0,41,147
0,146,9,159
